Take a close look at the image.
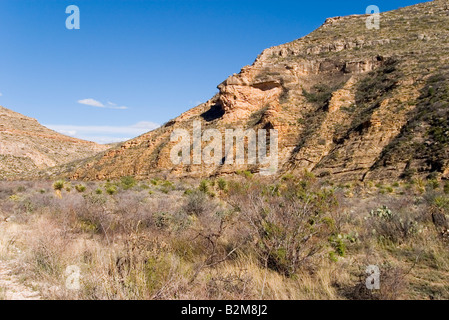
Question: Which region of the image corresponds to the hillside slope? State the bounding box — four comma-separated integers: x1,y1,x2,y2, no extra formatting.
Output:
0,106,109,179
67,0,449,182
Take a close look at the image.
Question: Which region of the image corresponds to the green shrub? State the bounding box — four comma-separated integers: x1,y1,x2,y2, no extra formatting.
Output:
243,171,253,179
106,185,117,195
75,184,86,193
198,180,209,193
53,180,65,191
329,234,346,257
427,179,440,190
121,176,137,190
159,180,175,194
217,178,228,191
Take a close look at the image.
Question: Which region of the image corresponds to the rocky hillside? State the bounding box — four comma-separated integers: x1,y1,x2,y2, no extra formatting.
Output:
0,106,108,179
66,0,449,182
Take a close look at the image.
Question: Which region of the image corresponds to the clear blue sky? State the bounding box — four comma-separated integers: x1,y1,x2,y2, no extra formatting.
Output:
0,0,426,143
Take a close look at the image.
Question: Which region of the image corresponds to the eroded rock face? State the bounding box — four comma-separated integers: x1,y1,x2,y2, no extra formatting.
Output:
217,73,283,122
64,0,449,182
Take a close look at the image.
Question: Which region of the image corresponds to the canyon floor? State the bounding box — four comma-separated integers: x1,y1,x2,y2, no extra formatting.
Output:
0,174,448,300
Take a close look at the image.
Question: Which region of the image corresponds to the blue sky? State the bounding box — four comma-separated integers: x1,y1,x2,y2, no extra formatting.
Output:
0,0,426,143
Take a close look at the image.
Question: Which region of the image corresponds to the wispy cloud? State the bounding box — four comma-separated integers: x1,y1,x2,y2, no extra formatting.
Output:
0,93,3,97
78,98,104,107
78,98,128,110
45,121,160,144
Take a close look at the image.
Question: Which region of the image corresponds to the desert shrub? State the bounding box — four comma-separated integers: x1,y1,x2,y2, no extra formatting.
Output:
217,178,228,192
427,179,440,190
198,180,209,193
238,170,253,179
73,192,114,237
427,195,449,230
154,212,170,229
329,234,346,257
183,190,209,216
303,83,338,107
53,180,65,191
227,180,337,277
159,180,175,194
121,176,137,190
106,185,117,195
366,206,421,244
75,184,86,193
112,191,151,232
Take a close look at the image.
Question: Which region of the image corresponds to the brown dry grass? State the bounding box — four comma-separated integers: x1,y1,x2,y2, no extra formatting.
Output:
0,175,448,300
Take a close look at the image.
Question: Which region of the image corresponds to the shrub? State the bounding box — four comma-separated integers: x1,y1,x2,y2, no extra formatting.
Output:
75,184,86,193
159,180,175,194
366,206,420,244
121,176,137,190
427,179,440,190
302,83,338,107
242,171,253,179
228,180,337,277
53,180,65,191
183,190,209,216
106,185,117,195
329,234,346,257
217,178,228,191
199,180,209,193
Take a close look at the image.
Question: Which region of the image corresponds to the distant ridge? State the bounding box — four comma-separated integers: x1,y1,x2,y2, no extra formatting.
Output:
0,106,109,179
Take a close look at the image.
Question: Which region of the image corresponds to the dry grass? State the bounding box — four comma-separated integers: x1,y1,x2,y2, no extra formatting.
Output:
0,176,448,300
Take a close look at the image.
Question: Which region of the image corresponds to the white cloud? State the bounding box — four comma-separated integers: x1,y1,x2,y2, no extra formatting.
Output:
111,105,128,110
131,121,159,129
78,99,128,110
0,93,3,96
44,121,160,144
78,98,104,107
